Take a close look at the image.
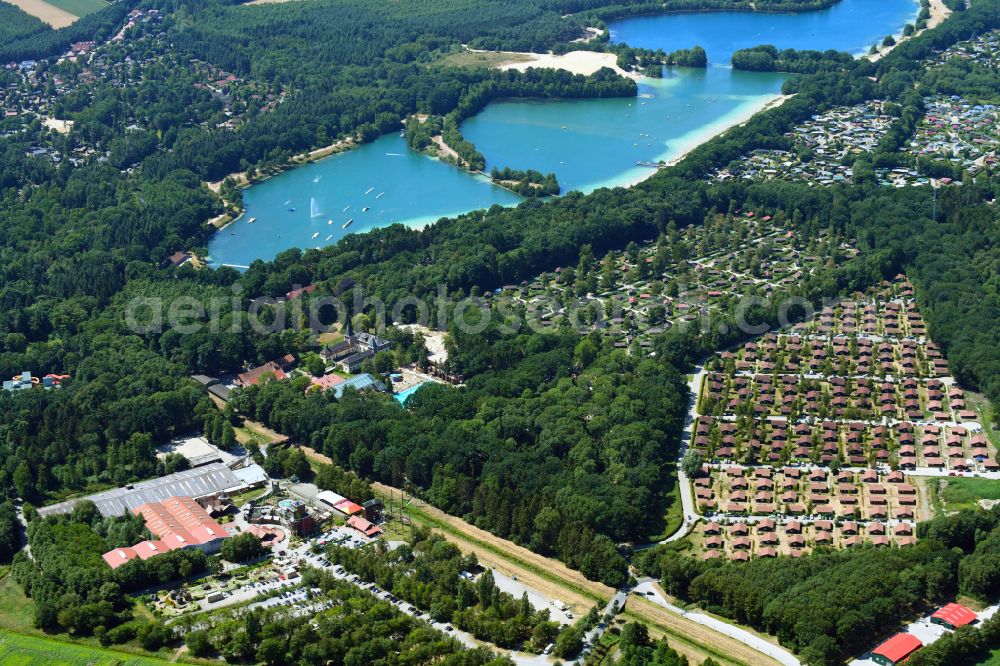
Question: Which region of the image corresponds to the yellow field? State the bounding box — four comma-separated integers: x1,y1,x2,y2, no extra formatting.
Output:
5,0,76,27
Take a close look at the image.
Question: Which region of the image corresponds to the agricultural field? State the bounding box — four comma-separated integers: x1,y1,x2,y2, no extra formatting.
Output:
4,0,74,27
41,0,105,16
0,631,169,666
0,1,48,40
6,0,105,26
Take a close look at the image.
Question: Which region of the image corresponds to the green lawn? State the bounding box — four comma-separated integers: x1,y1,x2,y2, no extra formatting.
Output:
0,631,170,666
940,477,1000,511
975,648,1000,666
0,575,34,633
40,0,107,18
647,473,684,541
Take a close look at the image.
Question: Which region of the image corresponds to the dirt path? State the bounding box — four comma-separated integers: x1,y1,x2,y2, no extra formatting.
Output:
431,135,461,163
370,479,612,614
299,445,781,665
627,597,780,666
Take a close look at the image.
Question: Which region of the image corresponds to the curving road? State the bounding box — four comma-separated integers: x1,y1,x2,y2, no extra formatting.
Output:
662,362,707,544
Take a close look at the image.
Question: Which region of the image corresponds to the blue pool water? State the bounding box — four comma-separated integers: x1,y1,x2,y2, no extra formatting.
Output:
394,382,428,405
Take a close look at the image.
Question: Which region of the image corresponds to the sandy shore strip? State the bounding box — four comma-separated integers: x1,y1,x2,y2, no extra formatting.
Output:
588,92,795,193
868,0,950,62
5,0,77,28
662,94,794,169
496,50,639,80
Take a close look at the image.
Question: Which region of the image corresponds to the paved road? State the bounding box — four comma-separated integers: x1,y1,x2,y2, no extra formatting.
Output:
492,570,574,625
662,363,707,544
572,588,629,665
14,501,30,560
634,580,801,666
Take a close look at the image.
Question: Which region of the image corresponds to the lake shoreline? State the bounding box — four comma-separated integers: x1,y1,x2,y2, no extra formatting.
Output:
204,136,358,232
867,0,948,62
205,0,917,265
204,80,790,249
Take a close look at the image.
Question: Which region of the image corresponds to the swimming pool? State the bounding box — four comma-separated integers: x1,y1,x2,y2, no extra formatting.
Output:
394,382,427,405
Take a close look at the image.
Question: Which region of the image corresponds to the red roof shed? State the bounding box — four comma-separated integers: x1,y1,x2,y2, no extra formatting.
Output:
872,633,922,666
930,603,977,630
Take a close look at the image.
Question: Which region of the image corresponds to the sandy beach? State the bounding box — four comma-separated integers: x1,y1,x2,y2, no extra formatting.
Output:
205,138,357,197
868,0,950,62
590,92,794,192
662,94,794,168
497,50,639,80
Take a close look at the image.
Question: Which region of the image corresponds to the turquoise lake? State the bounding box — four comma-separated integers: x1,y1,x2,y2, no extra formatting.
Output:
208,0,919,267
608,0,920,61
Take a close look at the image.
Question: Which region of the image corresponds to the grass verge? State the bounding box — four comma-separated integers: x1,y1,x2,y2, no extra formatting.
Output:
0,630,169,666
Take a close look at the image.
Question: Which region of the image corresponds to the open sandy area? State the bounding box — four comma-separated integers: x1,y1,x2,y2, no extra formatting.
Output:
868,0,951,62
6,0,77,27
497,50,637,80
42,118,74,134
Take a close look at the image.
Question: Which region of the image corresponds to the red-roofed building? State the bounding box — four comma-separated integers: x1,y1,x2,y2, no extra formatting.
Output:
102,496,230,568
102,546,138,569
930,603,977,630
309,374,346,392
285,284,316,301
237,355,296,387
872,633,922,666
347,515,382,538
334,499,364,516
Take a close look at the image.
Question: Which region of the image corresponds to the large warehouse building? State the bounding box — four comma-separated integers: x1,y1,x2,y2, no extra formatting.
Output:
102,496,230,569
38,462,266,518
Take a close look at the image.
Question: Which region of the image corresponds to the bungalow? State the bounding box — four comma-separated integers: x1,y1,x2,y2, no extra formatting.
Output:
166,251,192,268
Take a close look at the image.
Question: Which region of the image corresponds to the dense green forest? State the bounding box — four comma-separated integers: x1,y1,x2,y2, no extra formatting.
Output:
0,0,137,62
328,529,566,650
490,167,561,196
0,2,996,662
731,45,856,73
230,323,690,586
